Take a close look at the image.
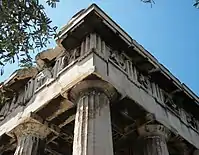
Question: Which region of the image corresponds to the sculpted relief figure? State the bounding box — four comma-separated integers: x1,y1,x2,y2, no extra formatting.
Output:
138,73,151,91
110,50,126,71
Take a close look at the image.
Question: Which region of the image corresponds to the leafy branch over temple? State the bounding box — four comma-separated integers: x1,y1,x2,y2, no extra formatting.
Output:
0,0,59,75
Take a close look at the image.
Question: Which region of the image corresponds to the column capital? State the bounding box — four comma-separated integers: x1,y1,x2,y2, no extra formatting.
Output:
138,124,171,141
12,120,50,139
69,80,118,102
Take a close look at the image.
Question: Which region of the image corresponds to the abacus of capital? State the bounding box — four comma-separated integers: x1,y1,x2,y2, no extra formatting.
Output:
0,3,199,155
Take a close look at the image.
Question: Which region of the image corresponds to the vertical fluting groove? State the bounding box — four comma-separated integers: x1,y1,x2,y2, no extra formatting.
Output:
30,136,35,155
93,92,98,155
80,96,85,155
73,97,80,155
14,140,20,155
33,137,39,155
79,97,84,155
16,137,22,155
21,136,28,154
89,93,94,155
19,136,25,155
84,95,89,155
95,92,100,116
14,135,43,155
27,136,33,155
14,137,23,155
142,136,169,155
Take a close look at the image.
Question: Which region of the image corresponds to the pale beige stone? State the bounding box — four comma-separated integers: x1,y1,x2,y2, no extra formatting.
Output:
13,121,50,155
35,46,64,70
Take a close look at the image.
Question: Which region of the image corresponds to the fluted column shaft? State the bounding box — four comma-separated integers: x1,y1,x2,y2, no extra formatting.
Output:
70,80,117,155
14,135,45,155
138,124,170,155
140,135,169,155
13,121,50,155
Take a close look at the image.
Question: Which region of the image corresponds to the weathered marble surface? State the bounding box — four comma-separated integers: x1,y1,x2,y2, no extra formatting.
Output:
71,80,117,155
93,47,199,149
14,135,45,155
0,31,199,154
13,121,50,155
138,125,170,155
35,46,63,70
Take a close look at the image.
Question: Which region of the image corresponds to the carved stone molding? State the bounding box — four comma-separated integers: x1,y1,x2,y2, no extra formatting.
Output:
14,135,45,155
12,121,50,139
12,121,50,155
138,124,171,141
69,80,118,103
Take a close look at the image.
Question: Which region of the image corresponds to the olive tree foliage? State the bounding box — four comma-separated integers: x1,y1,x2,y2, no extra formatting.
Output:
141,0,155,7
0,0,59,107
142,0,199,8
194,0,199,7
0,0,59,75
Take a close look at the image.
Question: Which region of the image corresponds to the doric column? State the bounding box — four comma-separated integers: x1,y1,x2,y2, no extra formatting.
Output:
137,124,170,155
13,121,50,155
70,80,117,155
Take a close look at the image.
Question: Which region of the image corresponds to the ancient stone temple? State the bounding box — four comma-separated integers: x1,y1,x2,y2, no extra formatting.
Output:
1,4,199,155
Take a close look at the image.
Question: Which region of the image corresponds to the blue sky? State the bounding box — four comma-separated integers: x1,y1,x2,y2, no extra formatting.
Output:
1,0,199,96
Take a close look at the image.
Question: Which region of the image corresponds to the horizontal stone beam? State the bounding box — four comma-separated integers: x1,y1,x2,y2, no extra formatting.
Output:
93,53,199,149
0,53,95,137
